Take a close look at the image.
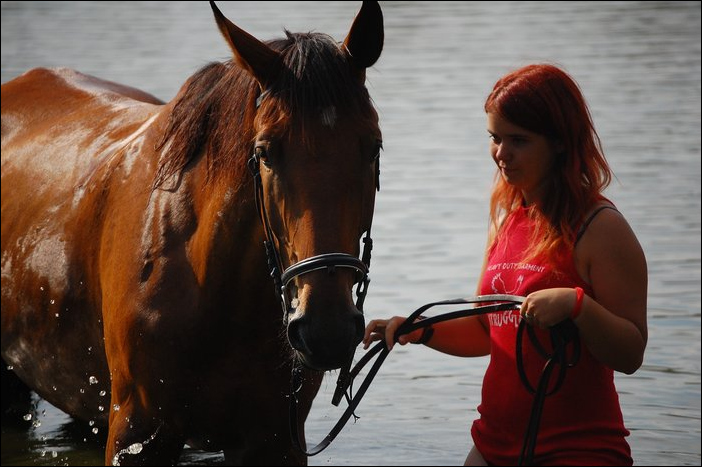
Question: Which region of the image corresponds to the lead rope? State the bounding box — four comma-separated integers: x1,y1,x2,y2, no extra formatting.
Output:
291,295,581,464
290,296,523,456
516,318,580,465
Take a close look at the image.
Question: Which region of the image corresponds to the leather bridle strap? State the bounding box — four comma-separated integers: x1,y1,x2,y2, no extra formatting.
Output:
247,153,373,321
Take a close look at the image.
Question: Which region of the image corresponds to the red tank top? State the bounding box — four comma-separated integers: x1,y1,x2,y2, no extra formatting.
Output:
471,206,632,465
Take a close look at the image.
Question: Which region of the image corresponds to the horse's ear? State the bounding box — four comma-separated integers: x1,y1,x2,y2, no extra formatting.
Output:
343,1,384,81
210,1,280,88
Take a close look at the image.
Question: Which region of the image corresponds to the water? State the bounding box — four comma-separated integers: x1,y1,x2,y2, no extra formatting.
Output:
2,1,700,465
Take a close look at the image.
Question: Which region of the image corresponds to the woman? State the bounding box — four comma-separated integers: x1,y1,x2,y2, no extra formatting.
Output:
363,64,647,465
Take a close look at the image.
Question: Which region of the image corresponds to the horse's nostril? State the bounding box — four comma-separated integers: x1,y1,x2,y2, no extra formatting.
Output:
287,318,305,351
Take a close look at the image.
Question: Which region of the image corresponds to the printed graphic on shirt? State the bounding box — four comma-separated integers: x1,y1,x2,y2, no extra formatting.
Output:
486,262,546,274
486,262,547,328
488,309,521,328
490,272,523,295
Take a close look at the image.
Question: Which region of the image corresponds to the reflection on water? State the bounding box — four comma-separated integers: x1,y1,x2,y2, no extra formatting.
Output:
2,1,700,466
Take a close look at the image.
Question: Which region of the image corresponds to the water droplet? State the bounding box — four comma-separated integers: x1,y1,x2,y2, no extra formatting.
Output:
52,451,58,458
98,405,105,412
52,385,57,391
80,388,85,394
55,313,59,318
40,286,44,291
89,376,98,385
50,299,55,305
23,413,32,421
99,390,106,397
92,427,99,434
89,420,95,426
113,404,120,412
32,419,42,428
40,450,47,457
127,443,143,455
7,365,13,370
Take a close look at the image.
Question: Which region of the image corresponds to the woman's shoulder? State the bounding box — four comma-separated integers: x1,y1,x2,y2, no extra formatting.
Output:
575,200,622,244
576,201,643,260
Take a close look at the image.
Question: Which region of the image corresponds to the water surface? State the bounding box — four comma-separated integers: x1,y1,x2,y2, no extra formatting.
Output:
2,1,700,465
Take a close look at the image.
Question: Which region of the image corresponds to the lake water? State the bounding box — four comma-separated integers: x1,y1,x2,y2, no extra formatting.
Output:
2,1,700,465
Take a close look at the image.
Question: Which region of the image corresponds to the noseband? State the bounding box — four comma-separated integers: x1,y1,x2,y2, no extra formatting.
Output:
247,153,373,322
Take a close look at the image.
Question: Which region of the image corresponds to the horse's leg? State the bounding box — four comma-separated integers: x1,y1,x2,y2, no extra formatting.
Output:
223,441,306,466
1,359,32,422
105,393,185,466
222,369,319,466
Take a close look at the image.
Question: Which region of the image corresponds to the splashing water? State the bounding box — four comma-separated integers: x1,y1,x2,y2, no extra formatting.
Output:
111,423,162,466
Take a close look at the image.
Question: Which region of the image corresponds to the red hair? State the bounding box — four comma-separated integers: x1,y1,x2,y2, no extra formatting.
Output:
484,64,612,264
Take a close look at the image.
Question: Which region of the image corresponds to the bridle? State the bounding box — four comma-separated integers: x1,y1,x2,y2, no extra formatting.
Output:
248,87,382,456
246,150,375,324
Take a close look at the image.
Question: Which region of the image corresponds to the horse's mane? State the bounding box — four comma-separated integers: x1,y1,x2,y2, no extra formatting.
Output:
154,31,378,189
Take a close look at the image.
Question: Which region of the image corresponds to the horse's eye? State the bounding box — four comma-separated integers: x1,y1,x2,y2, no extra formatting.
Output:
255,146,271,168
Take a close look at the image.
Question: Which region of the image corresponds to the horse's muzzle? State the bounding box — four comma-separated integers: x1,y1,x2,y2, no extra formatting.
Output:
287,305,364,371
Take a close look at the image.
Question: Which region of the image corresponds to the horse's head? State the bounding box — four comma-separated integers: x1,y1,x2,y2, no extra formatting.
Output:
211,2,383,370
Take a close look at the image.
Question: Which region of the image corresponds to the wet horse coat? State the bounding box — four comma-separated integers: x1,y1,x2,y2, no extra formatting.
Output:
1,2,383,464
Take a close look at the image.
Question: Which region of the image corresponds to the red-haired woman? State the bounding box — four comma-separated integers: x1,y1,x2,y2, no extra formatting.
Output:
363,64,647,465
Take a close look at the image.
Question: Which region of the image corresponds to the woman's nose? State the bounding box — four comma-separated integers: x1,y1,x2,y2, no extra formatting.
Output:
493,142,510,162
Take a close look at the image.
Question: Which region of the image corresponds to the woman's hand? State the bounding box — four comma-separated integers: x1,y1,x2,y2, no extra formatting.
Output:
520,287,578,328
363,316,425,350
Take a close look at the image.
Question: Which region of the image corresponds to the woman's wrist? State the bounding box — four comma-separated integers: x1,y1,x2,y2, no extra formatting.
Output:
412,315,435,345
571,287,585,321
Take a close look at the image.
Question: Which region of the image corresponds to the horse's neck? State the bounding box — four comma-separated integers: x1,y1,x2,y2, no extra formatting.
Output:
190,172,266,281
144,97,267,287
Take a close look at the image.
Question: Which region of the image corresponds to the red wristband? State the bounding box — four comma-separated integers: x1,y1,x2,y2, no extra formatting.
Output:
571,287,585,320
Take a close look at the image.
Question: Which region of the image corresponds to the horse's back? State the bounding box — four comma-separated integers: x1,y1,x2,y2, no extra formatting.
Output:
2,67,163,198
1,67,163,420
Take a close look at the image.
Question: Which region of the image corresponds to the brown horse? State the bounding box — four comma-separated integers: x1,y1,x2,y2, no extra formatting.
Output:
1,1,383,464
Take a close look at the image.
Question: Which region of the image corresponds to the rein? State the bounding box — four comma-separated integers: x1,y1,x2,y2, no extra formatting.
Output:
289,295,581,465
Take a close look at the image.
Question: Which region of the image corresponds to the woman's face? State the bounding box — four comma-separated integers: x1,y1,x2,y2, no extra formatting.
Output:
487,112,559,205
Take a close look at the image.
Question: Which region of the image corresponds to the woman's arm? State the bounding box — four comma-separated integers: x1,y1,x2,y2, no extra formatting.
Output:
576,208,648,373
521,209,648,374
363,240,492,357
362,314,490,357
423,243,492,357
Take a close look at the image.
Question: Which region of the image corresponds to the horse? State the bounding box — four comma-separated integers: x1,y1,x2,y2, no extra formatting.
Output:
0,1,384,464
